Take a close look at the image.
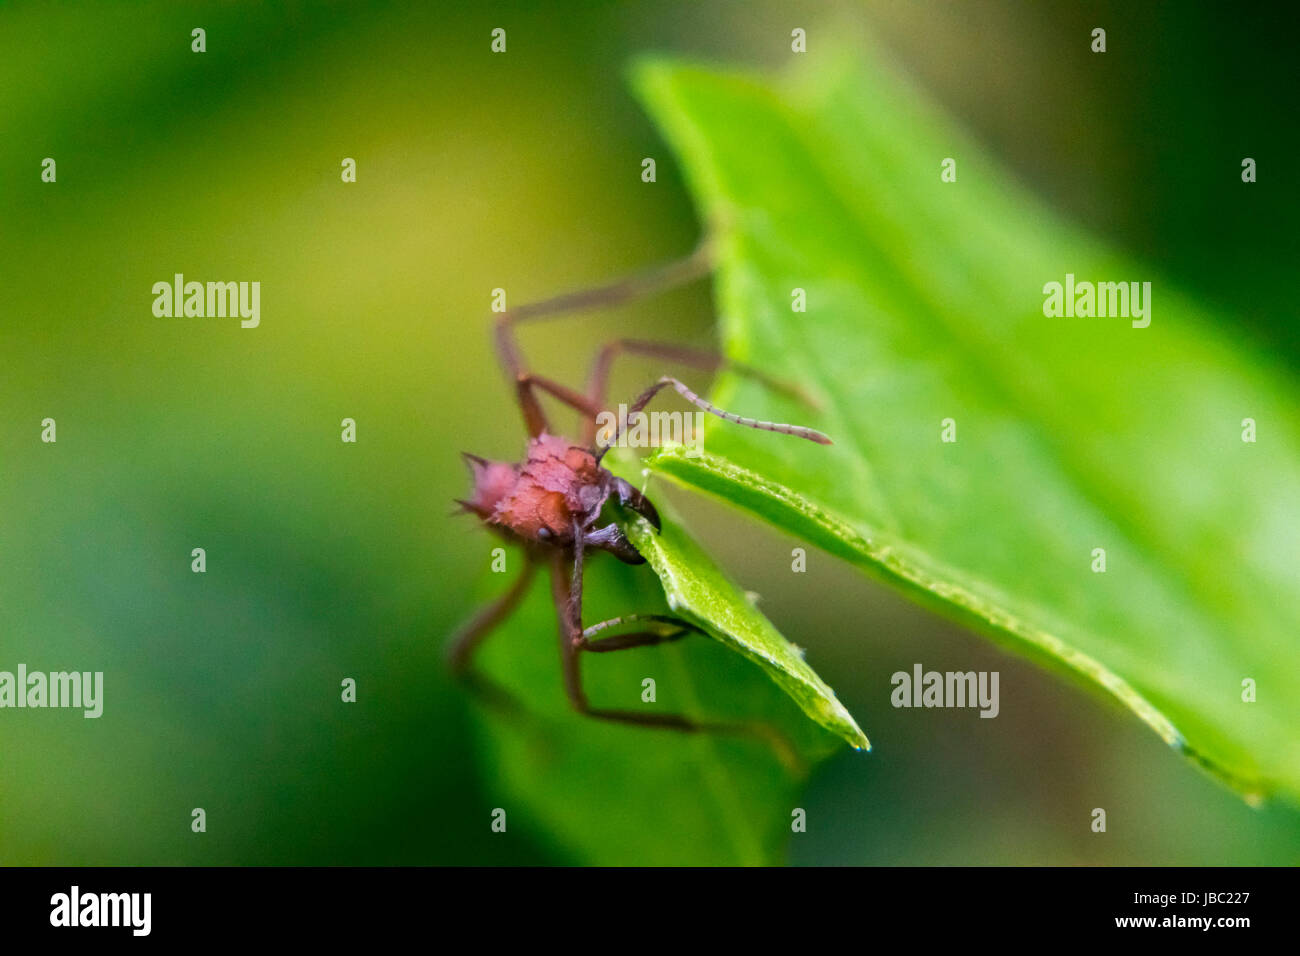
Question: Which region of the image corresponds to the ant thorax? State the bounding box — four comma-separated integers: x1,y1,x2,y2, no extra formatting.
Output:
481,433,612,542
461,434,658,564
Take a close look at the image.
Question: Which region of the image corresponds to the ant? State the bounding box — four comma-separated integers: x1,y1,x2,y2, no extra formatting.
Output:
447,243,832,765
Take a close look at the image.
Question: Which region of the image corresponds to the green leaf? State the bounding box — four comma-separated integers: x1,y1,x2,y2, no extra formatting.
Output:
619,497,869,751
646,445,1181,752
633,49,1300,802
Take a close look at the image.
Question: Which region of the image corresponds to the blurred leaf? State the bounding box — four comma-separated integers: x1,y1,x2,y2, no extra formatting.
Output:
633,50,1300,801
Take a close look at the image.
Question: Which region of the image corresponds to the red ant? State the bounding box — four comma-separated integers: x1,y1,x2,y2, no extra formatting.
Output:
447,244,831,764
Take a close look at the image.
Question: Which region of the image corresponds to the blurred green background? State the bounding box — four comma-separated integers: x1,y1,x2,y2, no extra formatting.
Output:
2,0,1296,864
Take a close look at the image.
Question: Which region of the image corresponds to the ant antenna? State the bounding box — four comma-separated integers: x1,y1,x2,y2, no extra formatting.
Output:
595,376,832,462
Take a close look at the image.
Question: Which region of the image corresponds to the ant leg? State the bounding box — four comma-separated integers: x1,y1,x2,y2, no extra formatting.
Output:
514,379,550,438
493,244,713,433
515,373,605,438
494,244,712,378
582,340,821,445
446,559,540,721
595,376,831,462
446,559,537,674
512,373,606,438
549,548,803,772
578,613,705,652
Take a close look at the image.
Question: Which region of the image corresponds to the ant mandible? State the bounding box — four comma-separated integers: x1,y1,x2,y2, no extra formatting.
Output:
447,243,832,762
